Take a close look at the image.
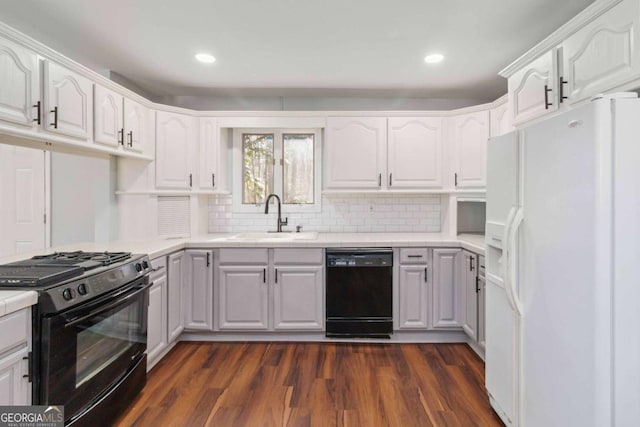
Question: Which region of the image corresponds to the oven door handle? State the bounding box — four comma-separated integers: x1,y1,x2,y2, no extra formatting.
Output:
63,282,151,328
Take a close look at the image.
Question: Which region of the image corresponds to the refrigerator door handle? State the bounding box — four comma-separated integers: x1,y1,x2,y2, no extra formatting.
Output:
502,206,519,314
507,208,524,317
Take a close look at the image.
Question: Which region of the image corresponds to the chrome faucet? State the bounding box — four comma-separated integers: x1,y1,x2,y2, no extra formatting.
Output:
264,194,288,232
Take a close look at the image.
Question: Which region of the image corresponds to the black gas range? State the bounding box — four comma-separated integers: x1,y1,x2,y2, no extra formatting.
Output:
0,251,152,426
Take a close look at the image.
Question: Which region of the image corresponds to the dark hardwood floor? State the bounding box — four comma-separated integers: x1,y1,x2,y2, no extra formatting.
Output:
115,342,503,427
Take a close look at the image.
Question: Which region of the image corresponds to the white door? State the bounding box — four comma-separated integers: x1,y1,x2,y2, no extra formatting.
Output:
508,50,558,125
486,131,518,248
199,117,219,189
93,84,123,148
43,60,92,139
387,117,443,188
183,250,213,331
156,111,195,189
0,349,30,405
461,251,478,341
146,275,168,364
519,103,602,426
490,101,514,137
218,265,269,330
273,265,323,330
123,97,147,153
431,248,463,328
167,251,185,341
398,265,428,329
451,110,489,189
324,117,386,189
485,275,518,427
562,0,640,105
0,144,46,257
0,38,40,127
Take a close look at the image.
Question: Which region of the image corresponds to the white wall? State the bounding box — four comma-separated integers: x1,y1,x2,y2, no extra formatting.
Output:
209,194,441,233
51,152,117,246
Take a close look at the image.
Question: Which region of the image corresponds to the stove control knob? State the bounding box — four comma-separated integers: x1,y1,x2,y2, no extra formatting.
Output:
77,283,88,296
135,263,143,272
142,260,149,270
62,288,75,301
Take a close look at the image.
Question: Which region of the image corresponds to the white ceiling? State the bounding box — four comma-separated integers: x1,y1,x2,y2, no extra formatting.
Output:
0,0,594,102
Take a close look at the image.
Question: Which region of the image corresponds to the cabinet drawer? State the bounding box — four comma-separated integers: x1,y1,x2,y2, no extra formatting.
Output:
219,249,269,265
273,249,323,265
0,309,29,355
399,248,429,264
149,255,167,280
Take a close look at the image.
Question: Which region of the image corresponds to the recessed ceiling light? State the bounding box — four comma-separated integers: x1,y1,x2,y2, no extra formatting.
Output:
424,53,444,64
195,53,216,64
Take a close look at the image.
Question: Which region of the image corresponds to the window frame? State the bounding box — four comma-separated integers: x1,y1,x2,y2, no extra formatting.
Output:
232,128,322,214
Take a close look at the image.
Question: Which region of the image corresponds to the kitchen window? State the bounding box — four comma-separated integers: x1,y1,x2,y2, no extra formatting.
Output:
232,128,322,213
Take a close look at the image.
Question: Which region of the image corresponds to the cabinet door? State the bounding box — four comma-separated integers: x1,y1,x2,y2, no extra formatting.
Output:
123,97,148,153
0,349,30,405
147,275,168,365
0,38,39,127
431,248,463,329
93,84,123,147
325,117,386,189
218,265,268,330
273,266,323,330
199,117,220,189
156,111,196,189
508,50,558,125
452,110,489,189
461,251,478,340
43,60,92,139
562,0,640,105
167,251,185,341
490,101,513,137
388,117,442,188
398,265,429,329
184,250,213,331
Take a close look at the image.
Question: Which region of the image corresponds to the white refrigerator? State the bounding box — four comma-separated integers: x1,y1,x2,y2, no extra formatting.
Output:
485,93,640,427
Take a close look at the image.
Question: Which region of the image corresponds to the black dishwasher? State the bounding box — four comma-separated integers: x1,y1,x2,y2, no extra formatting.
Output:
325,248,393,338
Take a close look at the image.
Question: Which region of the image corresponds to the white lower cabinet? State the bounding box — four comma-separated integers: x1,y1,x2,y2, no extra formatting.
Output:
147,274,167,364
398,248,430,329
0,308,31,405
218,248,324,331
167,251,185,341
183,250,214,331
219,265,269,330
273,265,323,330
461,250,479,340
431,248,464,329
478,256,486,349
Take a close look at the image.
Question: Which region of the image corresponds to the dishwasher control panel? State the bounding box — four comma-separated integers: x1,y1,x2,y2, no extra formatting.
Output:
326,250,393,267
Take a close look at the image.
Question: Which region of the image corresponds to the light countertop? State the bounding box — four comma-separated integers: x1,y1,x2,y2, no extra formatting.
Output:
0,290,38,317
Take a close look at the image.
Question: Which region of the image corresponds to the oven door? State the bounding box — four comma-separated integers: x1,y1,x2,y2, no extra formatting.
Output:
39,276,149,420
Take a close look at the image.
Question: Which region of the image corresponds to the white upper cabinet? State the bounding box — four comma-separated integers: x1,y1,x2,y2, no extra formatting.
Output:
561,0,640,105
93,84,123,147
0,38,39,127
43,60,92,139
490,100,514,137
156,111,197,189
123,98,148,153
508,50,558,125
387,117,443,189
199,117,220,190
451,110,489,189
324,117,387,189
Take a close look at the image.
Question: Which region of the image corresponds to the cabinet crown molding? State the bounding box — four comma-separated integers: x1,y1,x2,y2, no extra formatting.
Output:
499,0,623,78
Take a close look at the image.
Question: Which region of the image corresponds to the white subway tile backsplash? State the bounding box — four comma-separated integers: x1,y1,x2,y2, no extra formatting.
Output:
208,194,441,233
